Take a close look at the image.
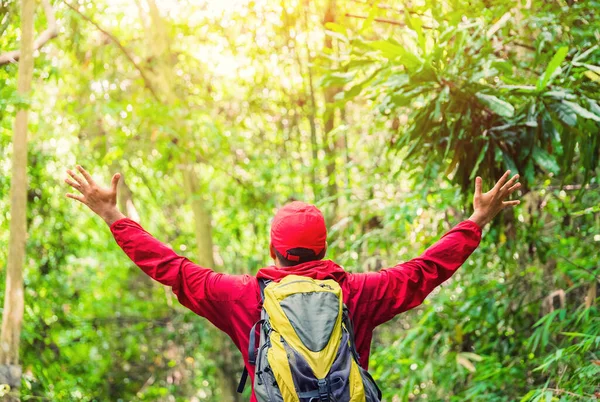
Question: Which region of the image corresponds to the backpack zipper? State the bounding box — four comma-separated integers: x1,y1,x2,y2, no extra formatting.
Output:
256,337,270,386
276,279,335,290
276,279,316,288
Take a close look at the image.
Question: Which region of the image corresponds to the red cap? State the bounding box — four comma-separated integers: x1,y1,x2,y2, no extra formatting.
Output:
270,201,327,261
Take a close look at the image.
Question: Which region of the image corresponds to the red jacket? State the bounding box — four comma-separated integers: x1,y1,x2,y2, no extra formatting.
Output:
110,218,481,401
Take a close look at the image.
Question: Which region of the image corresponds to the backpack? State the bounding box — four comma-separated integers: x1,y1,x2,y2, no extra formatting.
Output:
238,274,382,402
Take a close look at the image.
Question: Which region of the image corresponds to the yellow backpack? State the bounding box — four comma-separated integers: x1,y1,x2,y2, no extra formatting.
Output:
238,275,381,402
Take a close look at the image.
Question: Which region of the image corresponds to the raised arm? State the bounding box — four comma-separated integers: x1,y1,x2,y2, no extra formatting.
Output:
353,171,521,327
64,166,256,335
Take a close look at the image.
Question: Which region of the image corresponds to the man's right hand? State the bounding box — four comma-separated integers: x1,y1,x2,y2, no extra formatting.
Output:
65,165,126,226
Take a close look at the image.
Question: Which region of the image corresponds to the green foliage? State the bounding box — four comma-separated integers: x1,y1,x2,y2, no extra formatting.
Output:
355,180,599,401
334,1,600,191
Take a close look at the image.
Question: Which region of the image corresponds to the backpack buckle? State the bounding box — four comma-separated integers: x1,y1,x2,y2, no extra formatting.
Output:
262,320,272,336
317,379,329,401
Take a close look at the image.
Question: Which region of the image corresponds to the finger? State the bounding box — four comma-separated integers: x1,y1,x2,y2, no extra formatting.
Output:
502,200,520,208
475,176,482,196
500,174,520,193
111,173,121,193
76,165,95,185
506,182,521,195
64,178,83,192
493,170,511,192
67,169,86,187
66,193,86,204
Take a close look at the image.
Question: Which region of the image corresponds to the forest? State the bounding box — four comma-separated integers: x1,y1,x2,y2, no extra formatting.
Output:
1,0,599,400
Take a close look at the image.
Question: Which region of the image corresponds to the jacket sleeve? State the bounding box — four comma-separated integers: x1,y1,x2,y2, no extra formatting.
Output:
352,220,482,327
110,218,256,335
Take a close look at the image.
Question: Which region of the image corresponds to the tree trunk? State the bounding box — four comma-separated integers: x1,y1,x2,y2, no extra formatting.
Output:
0,0,36,394
322,0,341,221
182,168,214,268
0,0,56,66
182,167,240,401
304,46,320,202
298,1,321,202
137,2,241,399
116,175,141,223
585,281,597,308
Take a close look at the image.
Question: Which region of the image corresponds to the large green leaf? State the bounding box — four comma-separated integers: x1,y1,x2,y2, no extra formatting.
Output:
581,63,600,75
538,46,569,90
319,71,356,88
470,142,489,180
587,99,600,116
542,90,576,100
572,44,599,63
502,153,518,173
475,93,515,118
584,70,600,83
432,86,450,121
368,40,406,59
368,40,422,69
358,4,378,33
324,22,347,35
562,100,600,122
499,85,537,94
549,102,577,127
336,67,382,102
532,146,560,175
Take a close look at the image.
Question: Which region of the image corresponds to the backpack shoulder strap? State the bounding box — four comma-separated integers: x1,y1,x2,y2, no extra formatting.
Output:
258,278,271,302
237,278,272,394
343,306,361,364
237,368,248,394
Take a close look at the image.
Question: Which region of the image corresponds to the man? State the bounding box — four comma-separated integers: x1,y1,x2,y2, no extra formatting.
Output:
65,165,520,401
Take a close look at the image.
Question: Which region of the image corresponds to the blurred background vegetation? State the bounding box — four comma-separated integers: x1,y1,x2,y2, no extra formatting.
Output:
0,0,599,400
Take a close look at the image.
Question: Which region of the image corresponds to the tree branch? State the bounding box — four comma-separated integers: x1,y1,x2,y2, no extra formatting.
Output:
556,255,600,280
486,12,511,39
546,388,596,400
511,41,536,51
348,0,427,17
0,0,57,66
0,6,11,38
63,1,161,102
344,13,433,29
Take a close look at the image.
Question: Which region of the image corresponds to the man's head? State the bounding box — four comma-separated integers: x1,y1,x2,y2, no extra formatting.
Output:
270,201,327,267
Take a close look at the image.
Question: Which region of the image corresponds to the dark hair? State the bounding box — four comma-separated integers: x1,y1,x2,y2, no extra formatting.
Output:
274,247,326,267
